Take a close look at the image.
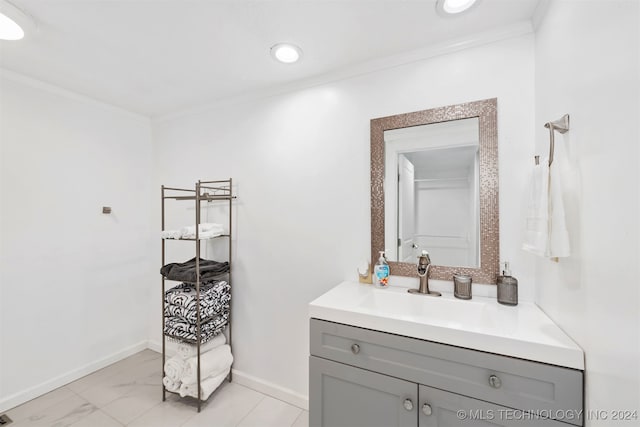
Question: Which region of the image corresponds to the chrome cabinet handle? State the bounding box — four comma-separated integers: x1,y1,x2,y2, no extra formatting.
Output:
351,344,360,354
422,403,432,416
488,375,502,389
403,399,413,411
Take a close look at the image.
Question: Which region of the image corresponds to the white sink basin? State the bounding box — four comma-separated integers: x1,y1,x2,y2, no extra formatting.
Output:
309,281,584,370
357,288,491,326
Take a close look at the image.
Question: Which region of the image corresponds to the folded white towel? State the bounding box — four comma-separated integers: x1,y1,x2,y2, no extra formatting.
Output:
177,334,226,360
523,152,570,258
163,375,181,393
196,229,224,239
161,229,183,239
182,345,233,385
178,368,230,400
164,356,186,382
181,223,224,239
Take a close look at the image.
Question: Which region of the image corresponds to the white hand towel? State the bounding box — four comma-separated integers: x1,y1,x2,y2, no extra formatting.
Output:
178,368,230,400
163,376,181,393
181,344,233,385
164,356,187,382
522,155,570,258
177,334,226,360
548,155,570,257
523,162,549,257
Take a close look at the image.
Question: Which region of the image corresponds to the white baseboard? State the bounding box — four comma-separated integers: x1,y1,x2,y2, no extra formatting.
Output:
147,339,162,353
0,340,149,413
231,369,309,411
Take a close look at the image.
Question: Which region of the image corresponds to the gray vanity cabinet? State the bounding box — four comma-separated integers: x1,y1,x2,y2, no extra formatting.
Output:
310,319,583,427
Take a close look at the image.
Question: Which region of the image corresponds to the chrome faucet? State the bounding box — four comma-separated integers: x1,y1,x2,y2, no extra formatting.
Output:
408,250,441,297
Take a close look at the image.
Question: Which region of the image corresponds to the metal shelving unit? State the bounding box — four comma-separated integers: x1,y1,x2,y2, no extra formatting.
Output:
160,178,234,412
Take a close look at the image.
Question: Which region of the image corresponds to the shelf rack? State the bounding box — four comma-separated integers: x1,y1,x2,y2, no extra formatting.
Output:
160,179,235,412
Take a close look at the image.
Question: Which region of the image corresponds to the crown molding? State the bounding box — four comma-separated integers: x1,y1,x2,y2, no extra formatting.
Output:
0,68,150,122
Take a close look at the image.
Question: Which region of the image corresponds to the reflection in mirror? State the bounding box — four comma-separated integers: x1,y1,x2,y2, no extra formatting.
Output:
384,118,480,267
370,98,498,284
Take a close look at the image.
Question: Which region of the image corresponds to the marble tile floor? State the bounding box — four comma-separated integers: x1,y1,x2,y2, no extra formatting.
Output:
5,349,308,427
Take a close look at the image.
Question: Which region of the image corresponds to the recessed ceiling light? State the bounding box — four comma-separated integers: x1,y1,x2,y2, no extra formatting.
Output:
0,12,23,40
436,0,478,15
0,0,36,41
270,43,303,64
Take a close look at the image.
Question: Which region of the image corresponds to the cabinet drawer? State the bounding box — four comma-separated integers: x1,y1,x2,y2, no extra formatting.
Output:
419,384,574,427
310,319,583,426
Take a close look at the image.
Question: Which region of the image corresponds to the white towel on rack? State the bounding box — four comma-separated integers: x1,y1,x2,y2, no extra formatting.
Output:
181,223,224,239
164,356,187,382
178,368,230,400
181,344,233,385
161,229,183,239
162,223,224,239
523,156,570,258
197,229,225,239
163,375,181,393
176,334,226,360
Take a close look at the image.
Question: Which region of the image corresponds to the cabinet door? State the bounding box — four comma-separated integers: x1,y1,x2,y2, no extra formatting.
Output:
418,385,571,427
310,356,418,427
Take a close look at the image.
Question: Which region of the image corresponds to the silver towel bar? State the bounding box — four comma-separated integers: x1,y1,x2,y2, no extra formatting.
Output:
539,114,570,166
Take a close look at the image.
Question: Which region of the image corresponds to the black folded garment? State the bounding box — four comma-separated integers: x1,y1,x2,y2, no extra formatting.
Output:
160,257,229,282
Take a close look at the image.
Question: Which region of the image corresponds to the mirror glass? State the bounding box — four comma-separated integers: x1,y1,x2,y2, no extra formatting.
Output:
384,118,480,267
370,98,499,284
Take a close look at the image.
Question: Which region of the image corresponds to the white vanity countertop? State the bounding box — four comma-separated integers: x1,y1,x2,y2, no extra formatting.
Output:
309,281,584,370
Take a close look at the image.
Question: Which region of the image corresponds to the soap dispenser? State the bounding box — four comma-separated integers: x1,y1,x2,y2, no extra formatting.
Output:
497,262,518,306
374,251,389,288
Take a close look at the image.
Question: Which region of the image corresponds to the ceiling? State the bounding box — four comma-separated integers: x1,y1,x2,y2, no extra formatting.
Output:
390,117,478,178
406,146,477,179
0,0,540,117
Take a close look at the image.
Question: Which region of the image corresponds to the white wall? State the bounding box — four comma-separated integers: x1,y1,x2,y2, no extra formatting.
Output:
152,34,536,401
415,177,475,266
534,1,639,424
0,73,155,411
